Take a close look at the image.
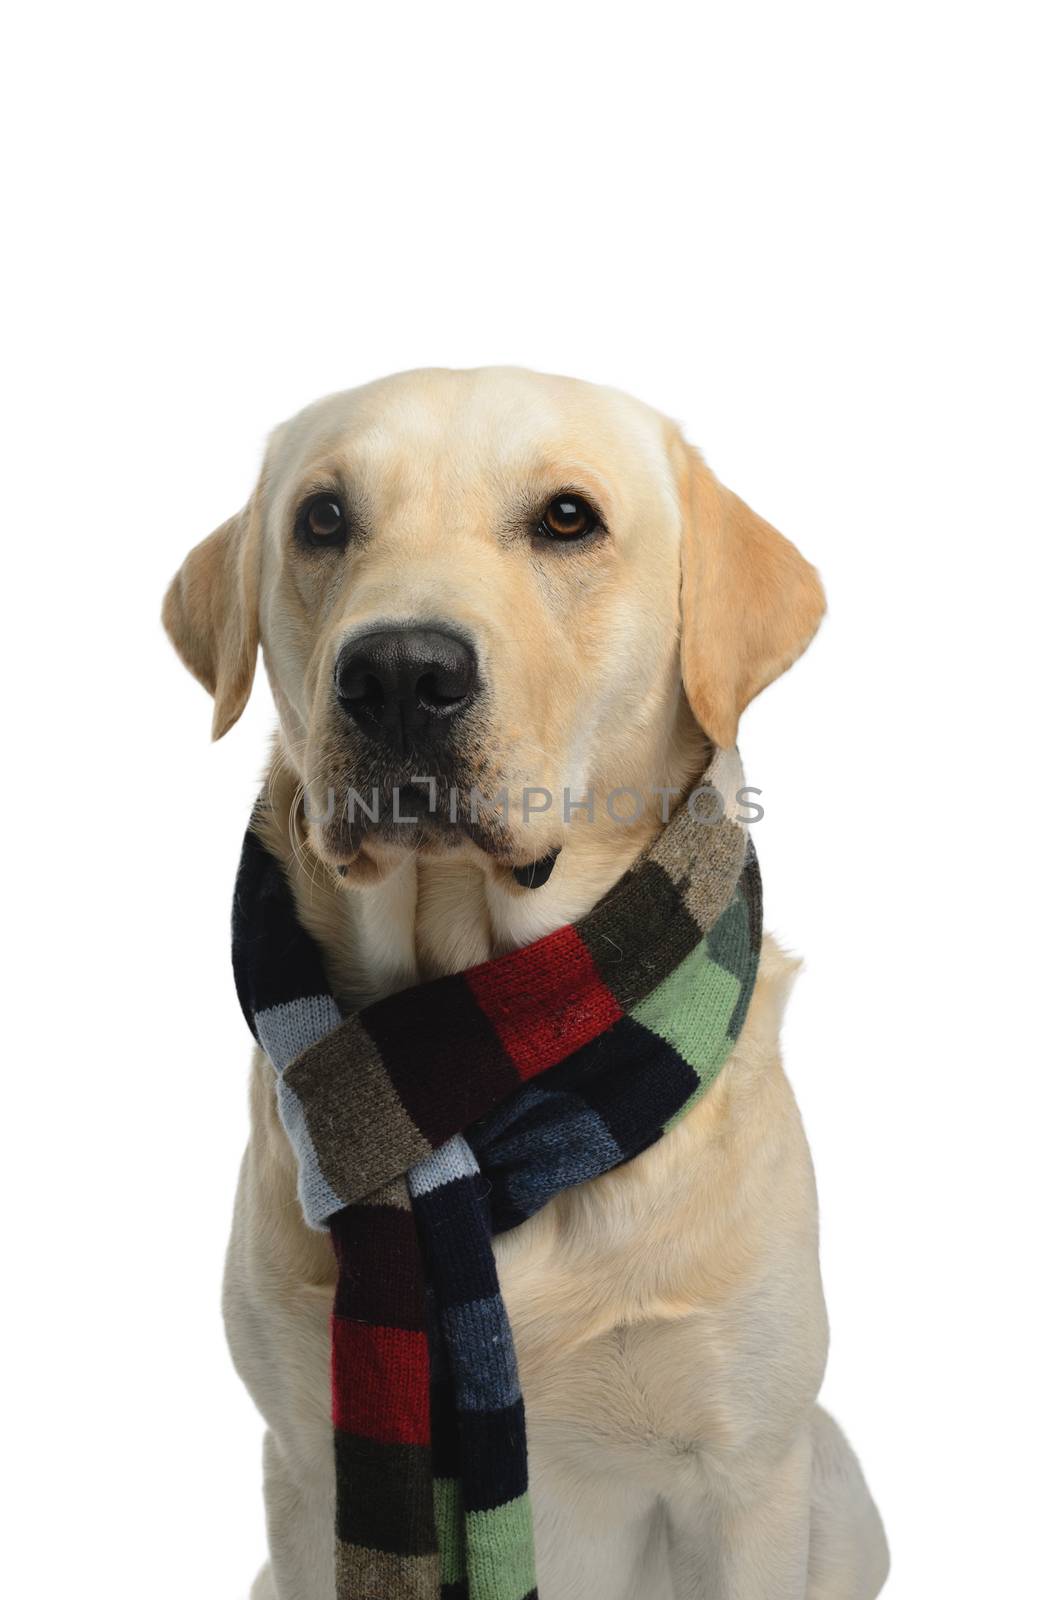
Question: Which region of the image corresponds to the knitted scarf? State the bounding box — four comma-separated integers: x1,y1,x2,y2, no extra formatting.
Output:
231,749,762,1600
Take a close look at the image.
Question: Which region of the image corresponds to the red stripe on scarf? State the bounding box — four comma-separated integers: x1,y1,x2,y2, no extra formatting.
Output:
331,1316,431,1445
466,924,622,1077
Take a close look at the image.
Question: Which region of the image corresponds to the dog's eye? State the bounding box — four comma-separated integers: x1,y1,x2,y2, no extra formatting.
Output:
298,494,347,547
538,494,599,541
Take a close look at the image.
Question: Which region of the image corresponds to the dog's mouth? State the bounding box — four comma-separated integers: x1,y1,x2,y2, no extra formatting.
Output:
311,774,563,888
510,849,560,888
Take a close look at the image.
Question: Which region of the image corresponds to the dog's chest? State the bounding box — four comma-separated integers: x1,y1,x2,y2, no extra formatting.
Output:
489,1052,827,1473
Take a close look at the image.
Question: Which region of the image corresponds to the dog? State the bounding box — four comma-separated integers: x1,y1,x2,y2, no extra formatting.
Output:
164,367,888,1599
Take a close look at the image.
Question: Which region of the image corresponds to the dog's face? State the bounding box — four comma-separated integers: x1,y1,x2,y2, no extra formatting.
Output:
165,368,823,881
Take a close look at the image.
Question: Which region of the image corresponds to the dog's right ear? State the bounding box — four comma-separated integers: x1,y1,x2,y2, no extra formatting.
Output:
672,436,825,748
162,495,262,740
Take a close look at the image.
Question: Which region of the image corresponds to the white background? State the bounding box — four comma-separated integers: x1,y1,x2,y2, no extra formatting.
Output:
3,3,1057,1595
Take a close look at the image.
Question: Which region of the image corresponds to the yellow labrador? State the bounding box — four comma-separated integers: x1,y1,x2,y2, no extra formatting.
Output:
164,368,888,1600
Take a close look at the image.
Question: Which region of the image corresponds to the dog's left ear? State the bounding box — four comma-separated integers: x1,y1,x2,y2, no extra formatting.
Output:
162,493,262,741
673,436,825,748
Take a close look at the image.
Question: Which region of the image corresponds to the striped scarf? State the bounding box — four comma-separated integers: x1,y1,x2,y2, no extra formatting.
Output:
232,749,762,1600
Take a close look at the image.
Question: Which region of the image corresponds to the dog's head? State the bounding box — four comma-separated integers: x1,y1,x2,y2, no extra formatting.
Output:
164,368,823,881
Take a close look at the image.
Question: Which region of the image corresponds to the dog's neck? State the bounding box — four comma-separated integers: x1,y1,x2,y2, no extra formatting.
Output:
261,732,707,1012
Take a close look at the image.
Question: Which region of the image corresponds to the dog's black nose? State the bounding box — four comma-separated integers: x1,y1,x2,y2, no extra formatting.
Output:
334,626,478,753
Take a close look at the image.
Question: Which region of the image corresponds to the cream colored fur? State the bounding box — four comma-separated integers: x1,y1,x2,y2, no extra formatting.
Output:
164,368,888,1598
